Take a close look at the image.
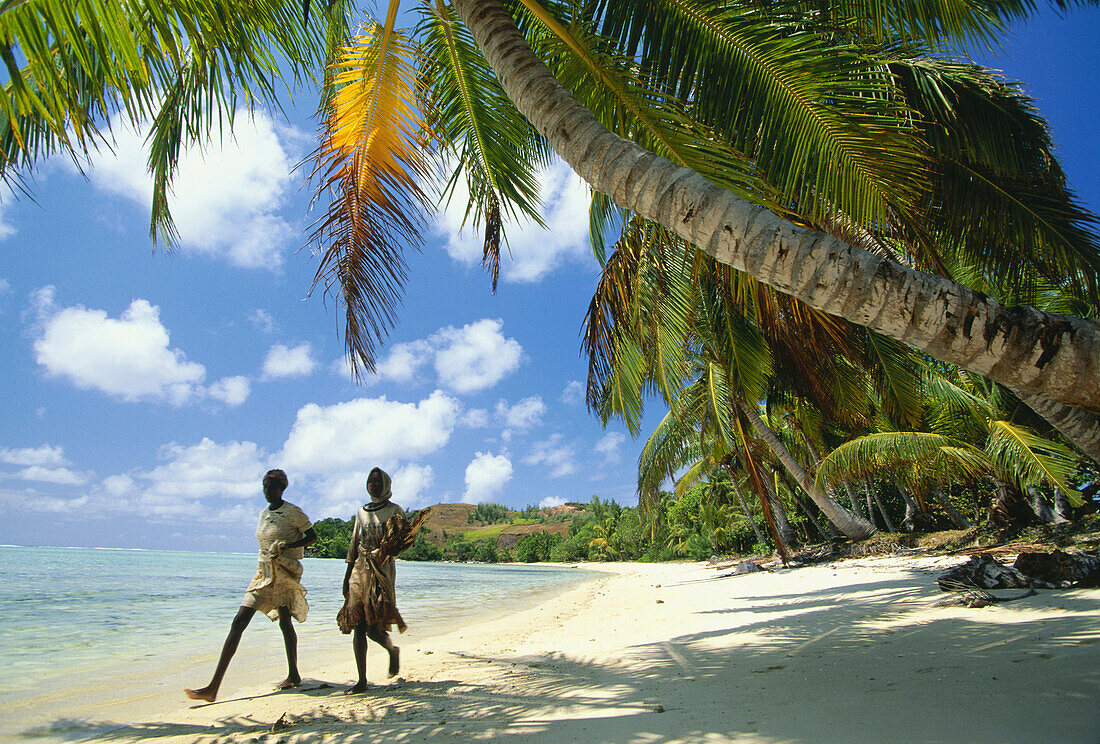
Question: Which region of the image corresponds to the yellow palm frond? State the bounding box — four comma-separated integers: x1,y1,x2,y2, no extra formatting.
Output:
311,13,432,376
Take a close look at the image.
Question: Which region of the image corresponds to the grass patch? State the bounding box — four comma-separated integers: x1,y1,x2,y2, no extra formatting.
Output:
461,524,510,542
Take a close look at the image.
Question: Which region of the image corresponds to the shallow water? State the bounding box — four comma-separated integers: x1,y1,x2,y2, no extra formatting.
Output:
0,545,591,741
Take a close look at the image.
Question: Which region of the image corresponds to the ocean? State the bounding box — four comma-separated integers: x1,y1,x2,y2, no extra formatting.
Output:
0,545,592,742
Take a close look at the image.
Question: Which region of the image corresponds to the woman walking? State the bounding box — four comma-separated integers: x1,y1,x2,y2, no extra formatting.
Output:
185,469,316,702
340,467,406,694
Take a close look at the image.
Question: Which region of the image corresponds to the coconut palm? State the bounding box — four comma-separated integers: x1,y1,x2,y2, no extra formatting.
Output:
594,225,876,541
3,0,1099,459
449,0,1100,461
814,365,1084,525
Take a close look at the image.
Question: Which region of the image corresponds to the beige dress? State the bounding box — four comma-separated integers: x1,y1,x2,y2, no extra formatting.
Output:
341,501,407,633
242,501,312,622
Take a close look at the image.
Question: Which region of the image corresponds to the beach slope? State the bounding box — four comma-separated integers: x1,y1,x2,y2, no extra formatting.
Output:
85,555,1100,743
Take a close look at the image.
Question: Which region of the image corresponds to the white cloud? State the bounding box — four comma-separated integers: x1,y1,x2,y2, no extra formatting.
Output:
280,391,461,474
23,494,90,513
369,319,523,394
539,494,568,509
31,289,247,407
434,158,594,282
0,183,16,239
461,408,490,428
594,431,626,463
464,451,513,502
207,376,251,406
393,463,436,509
79,110,298,269
263,342,317,379
0,444,69,467
33,292,206,405
14,466,90,485
374,340,432,383
250,309,279,334
0,278,10,295
560,380,585,405
92,438,269,521
496,396,546,441
523,434,576,477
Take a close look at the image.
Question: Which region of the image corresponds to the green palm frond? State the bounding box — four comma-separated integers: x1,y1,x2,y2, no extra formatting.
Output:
418,0,551,290
0,0,334,242
894,58,1100,303
309,13,432,376
814,430,987,491
985,419,1078,495
638,407,702,498
864,330,925,429
519,5,783,212
586,0,928,230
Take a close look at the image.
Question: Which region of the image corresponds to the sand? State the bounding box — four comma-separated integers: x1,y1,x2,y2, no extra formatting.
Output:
53,554,1100,743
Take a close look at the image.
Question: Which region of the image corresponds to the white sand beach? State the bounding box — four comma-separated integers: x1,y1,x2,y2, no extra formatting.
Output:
65,555,1100,743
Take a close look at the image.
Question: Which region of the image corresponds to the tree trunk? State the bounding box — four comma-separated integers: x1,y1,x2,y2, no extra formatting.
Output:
761,468,798,547
1025,486,1058,524
895,483,929,532
844,481,867,520
868,483,897,533
452,0,1100,464
726,466,769,549
736,398,876,539
989,480,1032,526
864,486,878,528
1053,487,1074,523
934,488,972,529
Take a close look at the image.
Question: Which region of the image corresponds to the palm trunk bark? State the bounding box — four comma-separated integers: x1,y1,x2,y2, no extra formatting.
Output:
452,0,1100,464
867,483,897,533
726,468,768,549
760,467,798,547
934,488,972,529
734,399,876,539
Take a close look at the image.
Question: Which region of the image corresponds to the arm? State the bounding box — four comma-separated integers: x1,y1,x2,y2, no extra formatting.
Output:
284,527,317,551
343,561,354,597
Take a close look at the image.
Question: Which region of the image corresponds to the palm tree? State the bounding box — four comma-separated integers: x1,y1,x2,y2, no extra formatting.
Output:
814,366,1083,525
597,229,876,541
4,0,1099,460
449,0,1100,461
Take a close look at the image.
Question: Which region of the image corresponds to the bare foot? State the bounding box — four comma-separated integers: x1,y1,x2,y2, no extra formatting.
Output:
345,681,368,695
184,686,217,702
276,675,301,691
388,647,400,677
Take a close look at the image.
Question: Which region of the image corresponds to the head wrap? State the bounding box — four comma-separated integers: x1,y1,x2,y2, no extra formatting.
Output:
364,467,392,511
263,469,289,489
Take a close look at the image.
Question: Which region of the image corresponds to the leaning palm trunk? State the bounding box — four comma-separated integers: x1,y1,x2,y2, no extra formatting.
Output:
726,471,768,549
734,398,877,539
451,0,1100,464
761,468,798,547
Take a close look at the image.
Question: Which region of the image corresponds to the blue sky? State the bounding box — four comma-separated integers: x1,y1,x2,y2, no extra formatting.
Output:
1,6,1098,551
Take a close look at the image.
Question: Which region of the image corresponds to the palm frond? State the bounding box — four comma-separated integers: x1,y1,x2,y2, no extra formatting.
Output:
985,419,1078,494
309,13,432,377
418,0,551,289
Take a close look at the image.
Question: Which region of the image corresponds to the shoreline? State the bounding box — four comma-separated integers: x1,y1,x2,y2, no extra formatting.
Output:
17,554,1100,743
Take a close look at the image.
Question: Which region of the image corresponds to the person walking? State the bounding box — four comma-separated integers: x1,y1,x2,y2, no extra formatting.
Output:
185,469,316,702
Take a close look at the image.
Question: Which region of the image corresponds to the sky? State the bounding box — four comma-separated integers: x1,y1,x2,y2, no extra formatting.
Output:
1,6,1098,552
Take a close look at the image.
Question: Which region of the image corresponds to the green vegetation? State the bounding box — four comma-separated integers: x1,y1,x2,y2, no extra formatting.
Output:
305,517,353,559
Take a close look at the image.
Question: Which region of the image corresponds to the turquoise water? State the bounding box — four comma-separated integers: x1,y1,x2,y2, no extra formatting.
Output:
0,545,591,740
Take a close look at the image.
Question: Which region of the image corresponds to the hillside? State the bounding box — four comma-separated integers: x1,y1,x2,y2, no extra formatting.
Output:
415,502,579,550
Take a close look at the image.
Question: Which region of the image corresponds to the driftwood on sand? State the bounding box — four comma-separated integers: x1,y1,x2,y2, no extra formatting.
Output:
934,551,1100,607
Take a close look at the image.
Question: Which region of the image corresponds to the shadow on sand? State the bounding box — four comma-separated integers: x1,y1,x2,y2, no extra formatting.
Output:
27,566,1100,743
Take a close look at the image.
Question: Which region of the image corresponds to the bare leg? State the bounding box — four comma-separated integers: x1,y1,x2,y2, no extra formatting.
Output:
346,623,369,694
366,624,399,677
185,606,256,702
275,606,301,690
